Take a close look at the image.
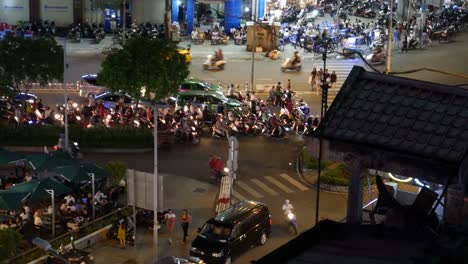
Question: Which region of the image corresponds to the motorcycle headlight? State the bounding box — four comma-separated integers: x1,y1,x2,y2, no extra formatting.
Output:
76,116,81,121
54,113,61,120
88,255,94,261
72,103,78,108
191,247,198,253
212,252,223,258
287,213,295,220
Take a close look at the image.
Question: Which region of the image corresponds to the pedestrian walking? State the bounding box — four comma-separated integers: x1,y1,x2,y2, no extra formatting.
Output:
309,68,318,94
393,29,400,48
421,30,428,48
165,209,176,244
400,35,408,53
117,221,126,249
180,209,191,243
330,71,337,89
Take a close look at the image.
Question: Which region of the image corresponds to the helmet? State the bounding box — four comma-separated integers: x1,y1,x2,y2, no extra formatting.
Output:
285,199,290,204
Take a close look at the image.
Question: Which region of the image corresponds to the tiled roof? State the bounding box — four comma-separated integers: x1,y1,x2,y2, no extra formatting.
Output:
320,66,468,165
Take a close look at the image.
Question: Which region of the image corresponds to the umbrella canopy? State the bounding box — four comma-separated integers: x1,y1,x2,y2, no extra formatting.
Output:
0,213,13,222
0,191,29,211
27,152,79,171
0,148,26,165
54,163,109,183
9,178,72,202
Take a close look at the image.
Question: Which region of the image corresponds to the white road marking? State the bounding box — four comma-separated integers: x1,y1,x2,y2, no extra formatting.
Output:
250,179,279,196
232,190,247,201
280,173,309,191
236,181,264,198
265,176,294,193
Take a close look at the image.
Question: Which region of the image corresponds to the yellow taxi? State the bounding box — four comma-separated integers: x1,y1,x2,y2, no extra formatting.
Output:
177,45,192,63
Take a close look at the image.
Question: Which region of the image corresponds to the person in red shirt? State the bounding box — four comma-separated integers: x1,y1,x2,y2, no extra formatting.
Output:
209,155,224,178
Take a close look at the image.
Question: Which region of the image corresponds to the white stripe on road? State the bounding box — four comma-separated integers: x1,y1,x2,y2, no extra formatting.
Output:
232,190,247,201
280,174,309,191
236,181,264,198
250,179,279,196
265,176,294,193
256,78,273,81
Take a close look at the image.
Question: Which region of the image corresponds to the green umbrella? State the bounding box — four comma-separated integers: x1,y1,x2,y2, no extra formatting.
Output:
55,163,109,183
0,213,13,222
27,152,79,171
9,178,72,202
0,191,29,211
0,148,26,165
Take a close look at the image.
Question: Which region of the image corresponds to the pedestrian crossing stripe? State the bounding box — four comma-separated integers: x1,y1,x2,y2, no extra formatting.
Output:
236,181,264,198
250,179,279,196
265,176,294,193
232,190,247,201
280,173,309,191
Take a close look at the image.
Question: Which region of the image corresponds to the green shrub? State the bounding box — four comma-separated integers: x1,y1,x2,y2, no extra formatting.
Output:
320,163,350,186
302,148,333,170
0,125,154,148
105,161,127,187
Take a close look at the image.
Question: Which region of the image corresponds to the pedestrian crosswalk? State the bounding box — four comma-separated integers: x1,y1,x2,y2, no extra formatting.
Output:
232,173,309,201
313,59,363,105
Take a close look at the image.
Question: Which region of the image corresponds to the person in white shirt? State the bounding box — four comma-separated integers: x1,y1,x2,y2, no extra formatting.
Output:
34,210,43,227
95,190,107,205
282,200,294,216
64,194,75,206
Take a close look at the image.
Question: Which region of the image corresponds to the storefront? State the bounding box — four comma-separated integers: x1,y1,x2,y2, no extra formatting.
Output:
0,0,30,25
170,0,266,34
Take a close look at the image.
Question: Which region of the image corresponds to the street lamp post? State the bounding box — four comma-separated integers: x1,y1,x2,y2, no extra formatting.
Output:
152,104,159,256
250,7,257,94
88,173,95,220
63,38,69,151
315,42,330,225
45,189,55,237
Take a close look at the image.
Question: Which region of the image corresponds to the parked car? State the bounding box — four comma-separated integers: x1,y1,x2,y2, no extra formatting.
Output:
0,87,37,103
179,79,224,95
94,91,152,109
190,200,271,264
176,90,242,113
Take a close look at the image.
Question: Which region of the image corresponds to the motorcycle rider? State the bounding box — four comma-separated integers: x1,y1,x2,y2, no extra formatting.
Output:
209,155,224,179
211,49,224,65
282,199,294,217
291,51,301,67
213,114,227,137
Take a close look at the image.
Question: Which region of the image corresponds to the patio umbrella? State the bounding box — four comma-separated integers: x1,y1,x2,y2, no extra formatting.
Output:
0,213,13,222
27,152,79,171
9,178,72,202
54,163,109,183
0,148,26,165
0,191,29,211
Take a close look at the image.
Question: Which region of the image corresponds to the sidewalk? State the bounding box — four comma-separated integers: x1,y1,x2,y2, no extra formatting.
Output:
91,174,218,263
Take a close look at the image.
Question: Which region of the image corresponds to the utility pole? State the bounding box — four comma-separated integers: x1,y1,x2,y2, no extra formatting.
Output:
316,41,330,225
385,0,394,74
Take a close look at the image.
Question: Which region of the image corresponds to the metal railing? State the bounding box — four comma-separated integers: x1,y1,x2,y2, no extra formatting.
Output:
8,207,131,263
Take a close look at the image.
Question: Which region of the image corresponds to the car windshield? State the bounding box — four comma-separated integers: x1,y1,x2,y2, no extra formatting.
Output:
201,81,212,89
200,222,232,238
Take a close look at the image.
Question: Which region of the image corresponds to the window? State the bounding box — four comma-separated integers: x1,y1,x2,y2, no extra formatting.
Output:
201,222,232,238
123,96,133,104
104,95,116,102
193,84,205,91
180,83,191,90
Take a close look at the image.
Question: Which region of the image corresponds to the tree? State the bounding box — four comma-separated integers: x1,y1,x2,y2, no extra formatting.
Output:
0,228,23,260
0,34,63,100
98,37,189,107
105,160,127,187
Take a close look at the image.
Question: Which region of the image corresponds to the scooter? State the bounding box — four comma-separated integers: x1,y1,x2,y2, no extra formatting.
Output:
203,55,226,70
281,58,301,72
286,212,298,235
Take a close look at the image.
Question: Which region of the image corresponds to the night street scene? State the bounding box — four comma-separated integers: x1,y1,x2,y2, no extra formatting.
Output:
0,0,468,263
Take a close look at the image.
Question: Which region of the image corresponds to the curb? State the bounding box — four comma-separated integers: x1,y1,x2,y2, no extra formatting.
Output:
2,146,153,153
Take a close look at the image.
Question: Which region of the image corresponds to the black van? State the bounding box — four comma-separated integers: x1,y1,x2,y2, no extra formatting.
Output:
190,200,271,264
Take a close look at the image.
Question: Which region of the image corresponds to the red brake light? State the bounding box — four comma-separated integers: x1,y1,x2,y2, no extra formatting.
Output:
269,218,272,225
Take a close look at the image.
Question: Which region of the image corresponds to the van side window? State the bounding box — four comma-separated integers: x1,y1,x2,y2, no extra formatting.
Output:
231,225,240,238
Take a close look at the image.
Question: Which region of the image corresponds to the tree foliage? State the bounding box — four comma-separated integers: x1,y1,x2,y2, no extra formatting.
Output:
0,34,63,96
0,228,23,260
105,160,128,187
98,37,189,102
